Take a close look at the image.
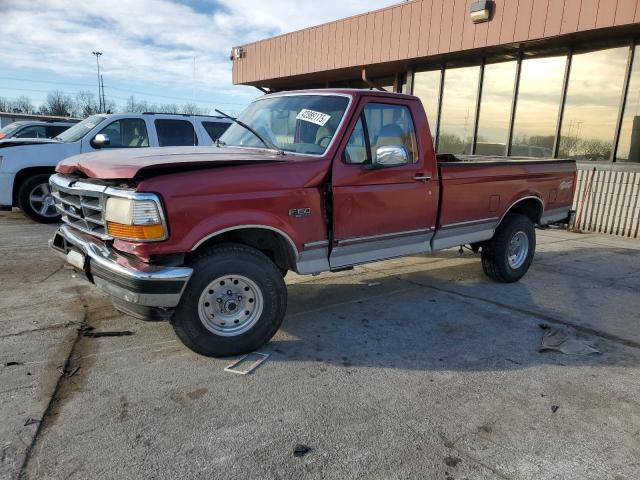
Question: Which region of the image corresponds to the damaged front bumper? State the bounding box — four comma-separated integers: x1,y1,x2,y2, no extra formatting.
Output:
49,225,192,312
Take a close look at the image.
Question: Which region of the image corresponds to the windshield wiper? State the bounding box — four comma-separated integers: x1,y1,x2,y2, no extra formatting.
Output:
214,109,283,155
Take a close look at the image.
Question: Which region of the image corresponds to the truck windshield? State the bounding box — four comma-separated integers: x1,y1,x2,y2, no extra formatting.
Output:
219,95,350,155
56,114,107,142
0,122,24,138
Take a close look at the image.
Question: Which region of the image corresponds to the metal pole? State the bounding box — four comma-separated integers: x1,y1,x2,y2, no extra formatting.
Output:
553,49,572,158
471,58,485,155
506,52,523,157
610,39,635,162
434,64,445,152
92,51,103,112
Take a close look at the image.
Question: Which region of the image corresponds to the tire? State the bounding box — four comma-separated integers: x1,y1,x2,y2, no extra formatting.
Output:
171,243,287,357
481,213,535,283
18,173,61,223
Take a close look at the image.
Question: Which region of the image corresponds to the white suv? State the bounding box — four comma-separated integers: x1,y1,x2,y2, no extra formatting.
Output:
0,112,231,222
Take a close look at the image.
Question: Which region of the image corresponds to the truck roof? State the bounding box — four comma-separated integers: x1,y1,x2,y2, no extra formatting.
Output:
263,88,419,102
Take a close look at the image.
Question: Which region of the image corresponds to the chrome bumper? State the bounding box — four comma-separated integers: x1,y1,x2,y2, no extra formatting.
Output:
49,225,192,308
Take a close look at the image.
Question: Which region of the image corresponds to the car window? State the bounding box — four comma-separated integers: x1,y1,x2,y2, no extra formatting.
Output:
98,118,149,148
364,103,417,163
15,125,47,138
46,125,70,138
343,117,368,164
344,103,417,165
155,119,198,147
202,121,230,141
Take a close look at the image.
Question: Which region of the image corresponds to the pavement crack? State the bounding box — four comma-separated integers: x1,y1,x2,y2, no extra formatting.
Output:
0,321,82,339
17,289,89,480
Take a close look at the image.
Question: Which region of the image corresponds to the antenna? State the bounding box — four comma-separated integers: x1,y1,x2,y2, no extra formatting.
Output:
192,56,196,146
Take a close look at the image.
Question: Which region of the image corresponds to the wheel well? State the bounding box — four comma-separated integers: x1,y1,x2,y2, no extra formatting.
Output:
503,197,543,225
190,228,298,271
12,167,56,207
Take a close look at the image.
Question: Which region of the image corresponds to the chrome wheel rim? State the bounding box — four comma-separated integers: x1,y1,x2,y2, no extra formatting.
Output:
29,182,58,218
198,275,264,337
507,231,529,269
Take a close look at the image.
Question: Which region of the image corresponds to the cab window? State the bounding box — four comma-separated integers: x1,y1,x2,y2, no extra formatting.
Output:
344,103,418,165
98,118,149,148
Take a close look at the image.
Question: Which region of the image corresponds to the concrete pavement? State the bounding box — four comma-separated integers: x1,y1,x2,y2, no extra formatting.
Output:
1,210,639,479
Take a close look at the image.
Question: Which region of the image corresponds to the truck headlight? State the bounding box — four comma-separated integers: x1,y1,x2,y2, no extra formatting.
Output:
105,195,167,241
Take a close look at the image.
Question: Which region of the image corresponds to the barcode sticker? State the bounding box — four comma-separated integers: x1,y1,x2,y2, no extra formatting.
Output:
296,109,331,126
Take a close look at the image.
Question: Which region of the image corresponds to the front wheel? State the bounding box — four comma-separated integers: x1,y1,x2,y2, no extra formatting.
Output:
18,173,61,223
171,243,287,357
481,213,535,283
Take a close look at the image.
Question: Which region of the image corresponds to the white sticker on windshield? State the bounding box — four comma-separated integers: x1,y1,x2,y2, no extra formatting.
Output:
296,109,331,126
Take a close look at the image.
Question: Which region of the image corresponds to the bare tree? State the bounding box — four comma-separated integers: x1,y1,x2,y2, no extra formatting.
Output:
10,96,35,114
181,103,205,115
74,90,99,117
40,91,74,116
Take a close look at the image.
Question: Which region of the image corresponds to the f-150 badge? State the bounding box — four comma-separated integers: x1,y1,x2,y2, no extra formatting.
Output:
559,180,573,190
289,207,311,218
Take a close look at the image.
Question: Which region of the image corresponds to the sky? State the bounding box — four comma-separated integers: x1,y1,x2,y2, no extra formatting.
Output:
0,0,397,115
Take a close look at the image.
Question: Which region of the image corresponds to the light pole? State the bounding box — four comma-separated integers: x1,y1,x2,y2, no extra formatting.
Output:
92,51,103,112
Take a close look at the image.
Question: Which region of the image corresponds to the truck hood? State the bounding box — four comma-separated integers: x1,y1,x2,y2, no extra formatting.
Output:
0,137,62,148
56,146,295,179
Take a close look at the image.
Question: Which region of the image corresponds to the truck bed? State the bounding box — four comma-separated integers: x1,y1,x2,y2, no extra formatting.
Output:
431,154,576,251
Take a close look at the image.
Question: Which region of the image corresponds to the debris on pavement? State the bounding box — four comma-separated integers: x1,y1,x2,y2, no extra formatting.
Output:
293,444,311,457
538,323,600,355
4,361,23,367
444,456,462,467
83,330,135,338
58,366,81,378
224,352,269,375
551,405,560,413
24,418,41,426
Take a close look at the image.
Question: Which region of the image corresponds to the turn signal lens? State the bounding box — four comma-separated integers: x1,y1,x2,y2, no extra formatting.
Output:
106,222,165,240
104,195,166,241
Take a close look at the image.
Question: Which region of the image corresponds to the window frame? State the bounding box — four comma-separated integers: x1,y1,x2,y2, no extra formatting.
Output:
342,101,418,167
96,117,150,149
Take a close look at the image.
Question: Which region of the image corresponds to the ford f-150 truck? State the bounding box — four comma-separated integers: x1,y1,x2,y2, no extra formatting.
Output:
48,89,576,357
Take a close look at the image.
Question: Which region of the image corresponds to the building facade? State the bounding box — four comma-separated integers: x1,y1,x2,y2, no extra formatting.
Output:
232,0,640,238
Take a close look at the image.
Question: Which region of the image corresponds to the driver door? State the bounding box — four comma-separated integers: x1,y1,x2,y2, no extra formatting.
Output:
329,99,438,269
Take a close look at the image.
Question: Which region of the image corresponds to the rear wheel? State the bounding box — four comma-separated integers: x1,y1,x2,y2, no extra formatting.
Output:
18,174,60,223
171,243,287,357
481,213,535,283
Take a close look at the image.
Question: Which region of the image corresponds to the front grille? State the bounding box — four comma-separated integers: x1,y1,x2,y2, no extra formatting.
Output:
50,174,110,238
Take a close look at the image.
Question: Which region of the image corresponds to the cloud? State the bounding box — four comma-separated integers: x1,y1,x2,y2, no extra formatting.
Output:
0,0,396,98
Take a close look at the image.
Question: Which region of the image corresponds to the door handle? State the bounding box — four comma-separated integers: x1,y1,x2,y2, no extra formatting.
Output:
413,174,432,182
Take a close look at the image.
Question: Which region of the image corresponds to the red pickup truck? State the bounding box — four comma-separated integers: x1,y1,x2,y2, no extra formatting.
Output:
49,89,576,357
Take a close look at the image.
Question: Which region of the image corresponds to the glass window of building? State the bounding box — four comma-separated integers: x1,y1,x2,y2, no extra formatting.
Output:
617,45,640,162
512,55,566,158
475,61,517,156
559,47,628,161
412,69,441,138
437,65,480,154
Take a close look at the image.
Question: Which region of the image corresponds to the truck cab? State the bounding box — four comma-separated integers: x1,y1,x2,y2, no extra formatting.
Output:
48,89,576,357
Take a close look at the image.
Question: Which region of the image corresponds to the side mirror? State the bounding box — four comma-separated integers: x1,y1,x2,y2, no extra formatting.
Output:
374,145,408,168
91,133,110,148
